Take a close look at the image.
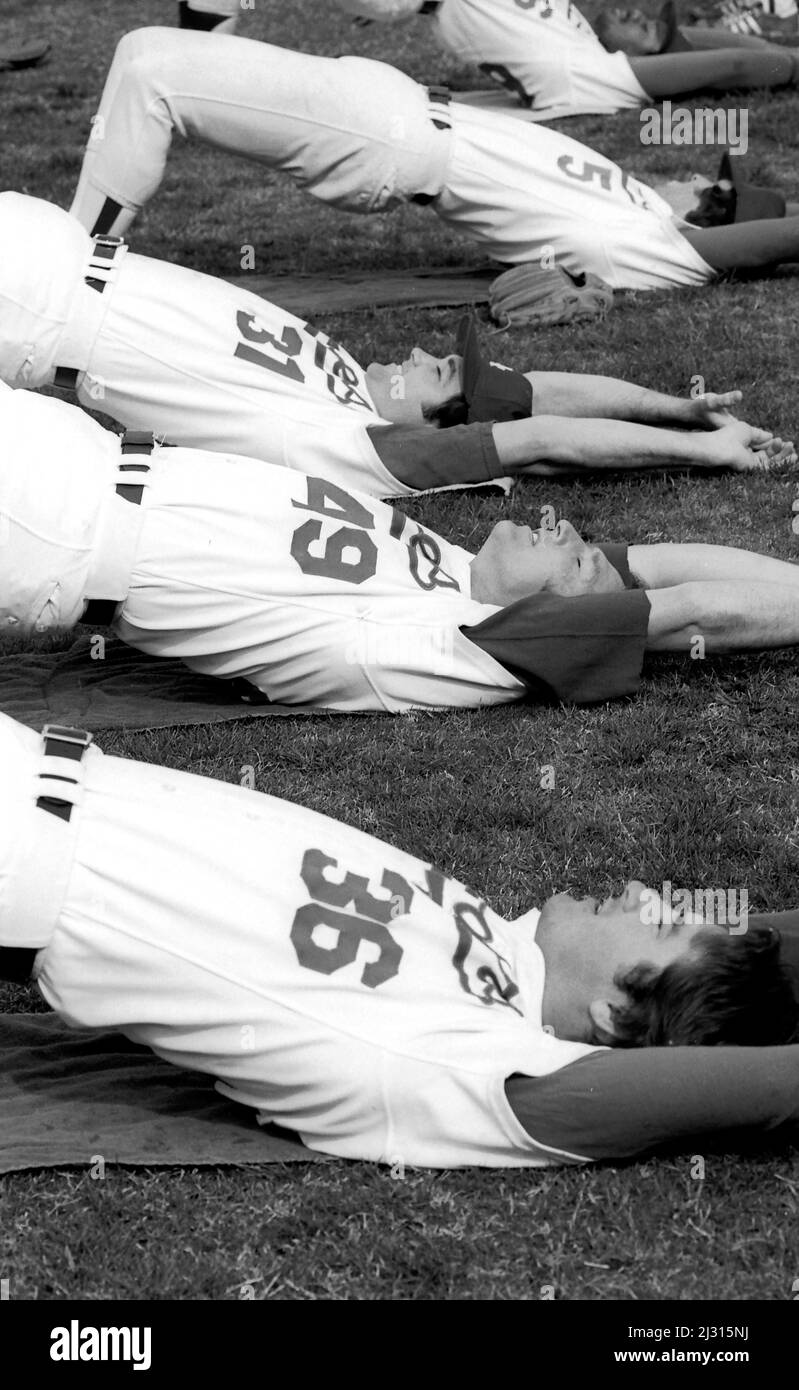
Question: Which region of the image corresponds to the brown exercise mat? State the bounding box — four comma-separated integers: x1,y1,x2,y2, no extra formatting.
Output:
0,1013,325,1173
0,634,335,732
227,263,497,315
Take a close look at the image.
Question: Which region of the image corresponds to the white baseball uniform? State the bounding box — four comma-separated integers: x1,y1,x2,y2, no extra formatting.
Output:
0,711,602,1167
6,716,799,1166
0,380,521,711
341,0,650,118
67,29,714,291
433,100,713,289
0,381,651,710
0,192,508,500
6,717,799,1162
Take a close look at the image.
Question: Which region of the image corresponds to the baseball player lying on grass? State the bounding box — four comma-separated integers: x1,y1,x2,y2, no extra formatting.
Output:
2,194,777,500
69,28,799,295
1,711,798,1167
335,0,799,121
3,381,798,713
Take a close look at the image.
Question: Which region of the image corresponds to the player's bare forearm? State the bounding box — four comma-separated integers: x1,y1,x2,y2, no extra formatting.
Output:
494,415,755,474
629,48,797,99
646,581,799,652
525,372,652,421
524,372,736,428
629,543,799,591
680,216,799,273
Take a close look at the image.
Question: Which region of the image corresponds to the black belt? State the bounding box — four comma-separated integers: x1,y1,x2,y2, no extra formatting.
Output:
53,234,123,391
82,431,155,627
420,2,442,12
412,86,451,205
0,726,92,984
427,84,451,128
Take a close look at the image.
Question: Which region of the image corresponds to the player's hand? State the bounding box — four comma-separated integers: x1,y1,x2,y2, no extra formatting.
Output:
702,420,797,473
686,390,742,430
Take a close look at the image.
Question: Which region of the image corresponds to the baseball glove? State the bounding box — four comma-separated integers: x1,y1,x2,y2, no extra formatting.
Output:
488,262,614,328
0,39,51,71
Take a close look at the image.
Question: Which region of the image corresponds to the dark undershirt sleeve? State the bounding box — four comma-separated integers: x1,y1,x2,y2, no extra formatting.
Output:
462,588,651,704
596,543,635,590
505,1044,799,1162
366,421,502,492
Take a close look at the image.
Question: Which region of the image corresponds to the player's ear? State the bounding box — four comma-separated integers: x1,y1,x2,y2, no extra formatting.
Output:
588,999,621,1044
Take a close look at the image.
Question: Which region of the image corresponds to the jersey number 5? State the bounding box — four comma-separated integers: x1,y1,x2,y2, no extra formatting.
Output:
557,155,649,207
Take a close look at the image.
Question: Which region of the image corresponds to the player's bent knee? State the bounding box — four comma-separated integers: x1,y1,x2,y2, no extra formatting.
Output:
113,26,190,75
125,50,177,101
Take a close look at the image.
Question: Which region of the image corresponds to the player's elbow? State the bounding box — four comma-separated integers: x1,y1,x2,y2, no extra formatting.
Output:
492,415,558,469
645,582,719,651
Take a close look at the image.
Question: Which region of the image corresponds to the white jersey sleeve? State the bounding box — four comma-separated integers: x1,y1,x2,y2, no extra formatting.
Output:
12,721,599,1168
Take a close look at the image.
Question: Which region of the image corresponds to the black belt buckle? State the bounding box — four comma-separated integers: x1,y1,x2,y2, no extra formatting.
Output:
427,84,451,132
82,436,153,624
93,234,124,258
121,430,156,455
118,430,154,502
86,233,123,292
0,726,92,982
36,725,92,822
41,725,93,762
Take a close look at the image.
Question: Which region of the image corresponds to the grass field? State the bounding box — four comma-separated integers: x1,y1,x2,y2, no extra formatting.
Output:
1,0,798,1302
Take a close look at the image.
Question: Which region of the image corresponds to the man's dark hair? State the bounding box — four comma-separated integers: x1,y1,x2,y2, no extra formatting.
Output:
607,926,798,1048
422,392,470,430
